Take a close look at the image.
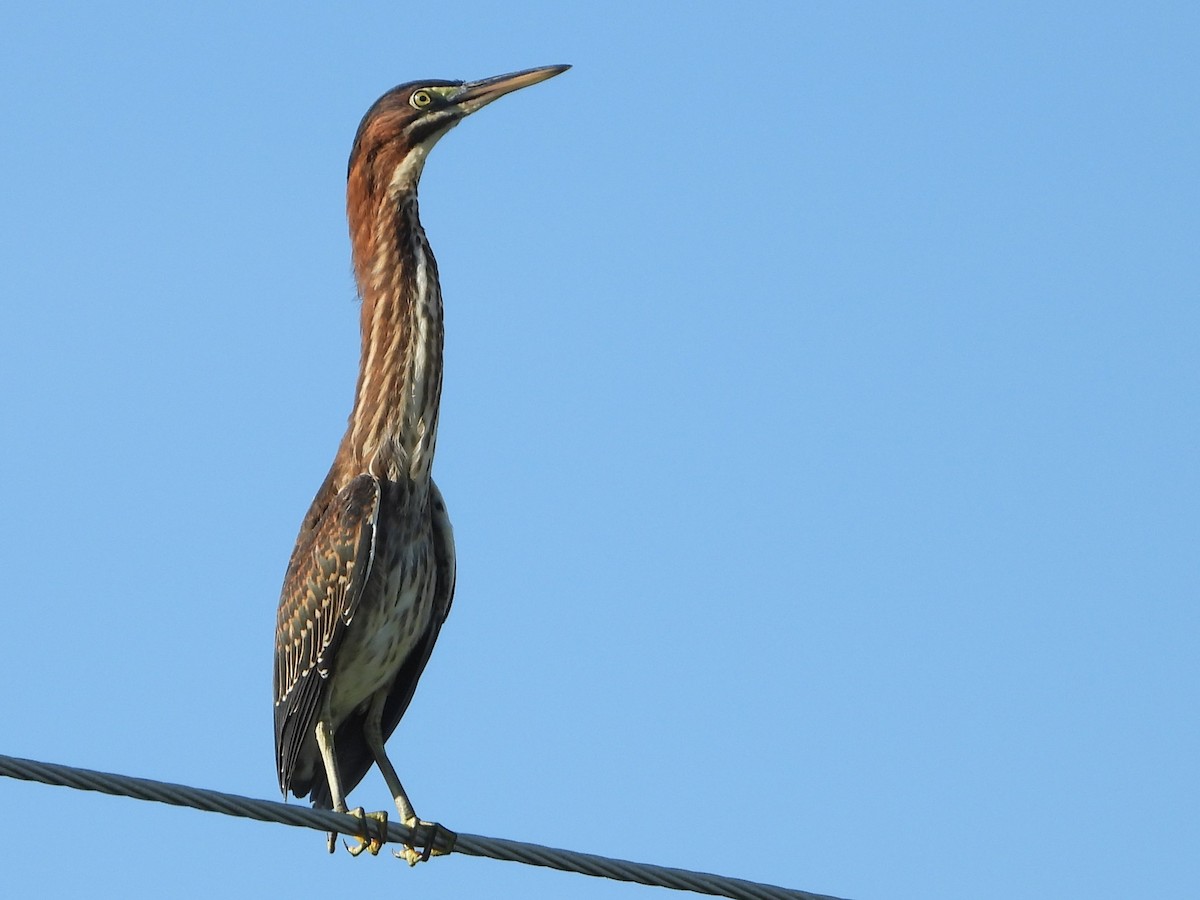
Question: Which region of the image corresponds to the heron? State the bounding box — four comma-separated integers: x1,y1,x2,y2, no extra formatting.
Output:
272,65,569,863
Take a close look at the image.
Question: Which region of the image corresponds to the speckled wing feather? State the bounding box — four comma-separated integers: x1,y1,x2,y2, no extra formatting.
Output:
273,472,380,793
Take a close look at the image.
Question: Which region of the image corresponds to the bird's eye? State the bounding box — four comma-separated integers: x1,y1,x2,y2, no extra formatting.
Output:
410,89,434,109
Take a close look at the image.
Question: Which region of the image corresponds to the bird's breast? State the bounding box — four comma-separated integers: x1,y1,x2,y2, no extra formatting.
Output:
325,520,437,724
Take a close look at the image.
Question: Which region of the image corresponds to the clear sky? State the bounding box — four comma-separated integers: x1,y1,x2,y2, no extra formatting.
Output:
1,3,1195,899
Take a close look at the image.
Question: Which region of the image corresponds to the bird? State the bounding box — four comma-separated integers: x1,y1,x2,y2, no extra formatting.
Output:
273,64,569,863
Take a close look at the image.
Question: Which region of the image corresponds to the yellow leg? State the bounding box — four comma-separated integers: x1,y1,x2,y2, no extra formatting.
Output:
363,695,456,864
315,719,389,856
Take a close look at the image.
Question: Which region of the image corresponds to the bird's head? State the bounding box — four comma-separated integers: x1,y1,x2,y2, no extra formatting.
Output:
347,65,568,205
345,65,568,291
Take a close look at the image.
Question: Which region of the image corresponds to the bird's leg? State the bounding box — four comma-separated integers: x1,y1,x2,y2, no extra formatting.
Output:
315,719,386,856
364,694,456,864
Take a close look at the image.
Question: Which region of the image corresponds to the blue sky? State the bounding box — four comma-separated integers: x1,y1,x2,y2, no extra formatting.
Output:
1,3,1196,899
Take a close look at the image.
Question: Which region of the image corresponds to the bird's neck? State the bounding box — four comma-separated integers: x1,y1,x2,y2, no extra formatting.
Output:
342,192,444,486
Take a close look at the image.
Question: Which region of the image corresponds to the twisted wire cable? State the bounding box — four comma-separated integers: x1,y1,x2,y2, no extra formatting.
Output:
0,753,849,900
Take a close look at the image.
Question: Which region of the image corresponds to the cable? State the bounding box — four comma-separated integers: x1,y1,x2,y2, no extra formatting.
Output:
0,753,849,900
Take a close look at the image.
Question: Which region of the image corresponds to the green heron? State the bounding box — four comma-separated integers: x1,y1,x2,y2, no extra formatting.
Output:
273,65,569,863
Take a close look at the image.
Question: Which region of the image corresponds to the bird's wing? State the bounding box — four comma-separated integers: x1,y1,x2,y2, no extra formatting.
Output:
273,472,380,794
428,479,456,625
378,478,456,735
304,480,455,808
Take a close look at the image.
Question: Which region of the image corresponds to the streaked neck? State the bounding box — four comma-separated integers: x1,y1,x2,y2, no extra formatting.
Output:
342,193,444,485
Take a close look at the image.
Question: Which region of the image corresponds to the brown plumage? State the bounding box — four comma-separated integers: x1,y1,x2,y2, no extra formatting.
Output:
272,65,568,861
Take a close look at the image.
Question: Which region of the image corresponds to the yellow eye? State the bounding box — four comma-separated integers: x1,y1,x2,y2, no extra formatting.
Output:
410,89,433,109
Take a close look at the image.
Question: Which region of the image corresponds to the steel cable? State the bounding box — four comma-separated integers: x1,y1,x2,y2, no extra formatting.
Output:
0,753,850,900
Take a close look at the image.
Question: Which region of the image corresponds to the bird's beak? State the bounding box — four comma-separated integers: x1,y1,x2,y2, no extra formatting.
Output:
451,65,571,116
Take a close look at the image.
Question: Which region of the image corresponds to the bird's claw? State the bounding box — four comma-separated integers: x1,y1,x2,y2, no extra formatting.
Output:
342,808,388,857
393,819,456,865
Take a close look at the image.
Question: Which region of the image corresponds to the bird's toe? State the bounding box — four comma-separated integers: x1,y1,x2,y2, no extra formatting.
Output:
392,818,456,864
343,808,388,857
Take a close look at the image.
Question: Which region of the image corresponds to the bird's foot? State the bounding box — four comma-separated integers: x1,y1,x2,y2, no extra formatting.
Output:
393,818,456,865
342,808,389,857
